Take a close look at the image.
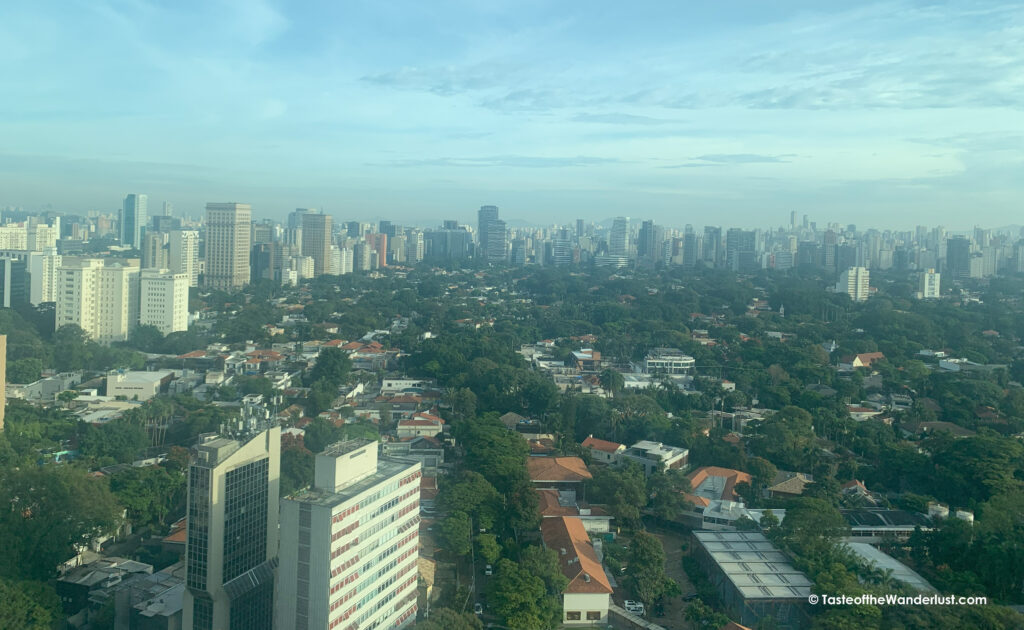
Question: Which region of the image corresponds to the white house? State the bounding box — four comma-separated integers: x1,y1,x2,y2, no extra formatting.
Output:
541,516,612,625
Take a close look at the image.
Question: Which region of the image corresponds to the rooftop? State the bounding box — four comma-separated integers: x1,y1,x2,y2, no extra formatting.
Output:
581,435,624,454
844,543,937,593
693,531,812,600
686,466,752,506
541,517,613,595
528,457,593,483
287,456,417,509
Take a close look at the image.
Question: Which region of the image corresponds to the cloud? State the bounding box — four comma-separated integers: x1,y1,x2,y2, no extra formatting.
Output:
373,155,621,168
360,66,499,96
571,113,678,125
693,154,795,164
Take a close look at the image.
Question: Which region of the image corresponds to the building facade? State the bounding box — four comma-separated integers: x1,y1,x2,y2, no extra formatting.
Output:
917,268,941,299
121,194,148,249
183,426,281,630
169,230,200,287
204,203,252,290
278,440,421,630
836,266,870,302
300,211,332,277
139,269,189,334
56,259,140,343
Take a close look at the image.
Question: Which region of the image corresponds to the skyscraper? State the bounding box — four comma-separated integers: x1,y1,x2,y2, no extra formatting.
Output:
300,211,332,276
946,236,971,281
277,440,421,630
169,230,199,287
121,194,148,249
703,226,722,267
477,205,507,262
204,203,251,290
609,217,629,257
184,422,280,630
917,269,941,299
55,259,140,343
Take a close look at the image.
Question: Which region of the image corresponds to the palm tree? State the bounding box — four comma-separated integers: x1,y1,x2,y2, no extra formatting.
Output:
599,368,625,398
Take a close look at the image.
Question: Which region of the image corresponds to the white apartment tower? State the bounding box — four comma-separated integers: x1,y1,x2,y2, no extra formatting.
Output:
169,230,200,287
278,440,422,630
204,203,251,290
836,266,870,302
917,268,941,299
56,259,140,342
139,269,189,334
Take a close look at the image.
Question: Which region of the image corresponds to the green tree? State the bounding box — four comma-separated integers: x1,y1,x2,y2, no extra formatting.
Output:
599,368,625,397
684,600,729,628
109,465,184,527
440,511,472,557
475,533,501,564
412,608,483,630
486,558,553,629
307,347,352,387
624,531,679,608
127,324,165,353
0,579,60,629
0,466,122,580
6,358,43,384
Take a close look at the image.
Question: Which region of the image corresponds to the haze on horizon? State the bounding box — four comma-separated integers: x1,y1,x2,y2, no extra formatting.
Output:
1,0,1022,229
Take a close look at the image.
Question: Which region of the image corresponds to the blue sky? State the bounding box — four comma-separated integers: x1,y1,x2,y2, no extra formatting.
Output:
1,0,1023,228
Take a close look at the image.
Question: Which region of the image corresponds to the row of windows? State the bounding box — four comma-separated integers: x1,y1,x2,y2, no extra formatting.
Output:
566,611,603,621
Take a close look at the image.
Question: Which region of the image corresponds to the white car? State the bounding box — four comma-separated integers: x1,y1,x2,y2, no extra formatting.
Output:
484,564,493,576
474,603,483,615
624,600,645,616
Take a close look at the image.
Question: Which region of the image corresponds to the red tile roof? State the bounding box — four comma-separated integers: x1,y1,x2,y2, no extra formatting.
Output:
581,436,624,454
528,457,593,483
540,517,613,594
685,466,752,506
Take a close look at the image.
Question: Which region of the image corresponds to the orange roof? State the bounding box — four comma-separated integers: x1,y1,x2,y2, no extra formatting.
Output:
541,517,613,594
582,436,623,454
528,457,592,483
178,350,207,359
537,489,578,517
412,412,445,424
686,466,752,503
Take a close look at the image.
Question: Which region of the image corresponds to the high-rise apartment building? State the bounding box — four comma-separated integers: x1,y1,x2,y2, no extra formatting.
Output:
365,233,388,268
917,269,941,299
300,211,332,276
609,217,629,257
0,258,29,308
836,266,870,302
277,440,421,630
142,232,169,269
169,230,200,287
726,229,757,272
184,424,281,630
204,203,251,290
139,269,189,334
121,194,148,249
56,259,140,343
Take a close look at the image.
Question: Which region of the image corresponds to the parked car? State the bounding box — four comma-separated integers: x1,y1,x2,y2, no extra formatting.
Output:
624,600,645,616
473,603,483,615
484,564,493,576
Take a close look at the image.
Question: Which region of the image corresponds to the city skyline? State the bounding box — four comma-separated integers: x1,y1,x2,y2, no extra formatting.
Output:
2,2,1023,227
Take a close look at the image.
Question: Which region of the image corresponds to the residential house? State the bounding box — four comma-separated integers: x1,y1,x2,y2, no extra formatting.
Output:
537,488,613,534
581,435,625,464
766,472,814,499
541,516,613,625
839,352,885,371
618,440,688,476
528,457,593,497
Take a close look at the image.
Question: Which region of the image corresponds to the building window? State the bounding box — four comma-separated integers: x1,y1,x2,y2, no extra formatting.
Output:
587,611,602,620
566,611,581,620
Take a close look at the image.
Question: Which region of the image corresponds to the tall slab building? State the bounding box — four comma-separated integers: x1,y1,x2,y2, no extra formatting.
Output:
121,193,148,249
184,424,281,630
277,440,422,630
300,211,332,276
204,203,251,290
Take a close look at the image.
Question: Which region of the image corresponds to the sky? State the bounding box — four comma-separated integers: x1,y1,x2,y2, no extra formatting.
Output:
1,0,1023,229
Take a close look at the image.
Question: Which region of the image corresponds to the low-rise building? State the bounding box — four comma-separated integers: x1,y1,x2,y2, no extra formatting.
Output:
643,347,695,375
692,531,812,630
618,440,688,476
537,488,613,533
581,435,625,464
528,457,593,496
541,516,613,625
841,508,933,543
381,436,445,474
106,370,175,402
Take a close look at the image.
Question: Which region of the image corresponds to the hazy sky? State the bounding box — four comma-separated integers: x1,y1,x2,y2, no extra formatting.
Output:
2,0,1022,228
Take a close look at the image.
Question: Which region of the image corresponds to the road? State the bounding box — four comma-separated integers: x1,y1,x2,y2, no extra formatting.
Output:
647,528,696,630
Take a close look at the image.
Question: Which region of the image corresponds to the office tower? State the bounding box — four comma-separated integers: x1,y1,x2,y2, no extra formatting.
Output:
277,440,421,630
477,205,498,254
551,236,573,266
917,269,941,299
0,335,5,431
405,230,424,264
121,194,148,248
142,232,169,270
836,267,870,302
251,220,275,245
162,201,173,217
682,227,698,268
609,217,629,257
637,220,663,264
576,219,585,240
184,423,280,630
790,211,797,230
946,236,971,281
703,226,722,267
250,243,277,284
726,228,757,271
343,221,361,238
204,203,251,290
0,258,28,308
353,242,372,271
151,215,182,233
56,259,140,343
300,211,332,276
822,230,837,272
139,269,189,334
169,230,200,287
365,233,388,268
477,205,508,263
379,220,396,238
